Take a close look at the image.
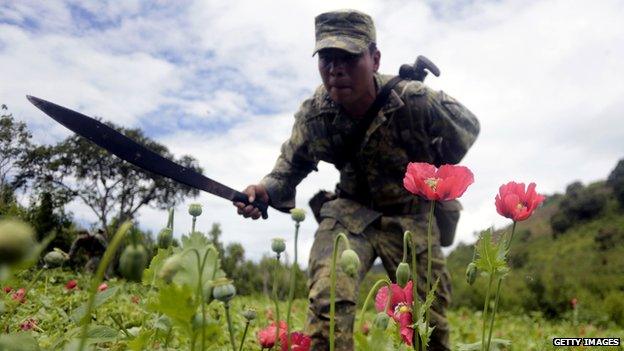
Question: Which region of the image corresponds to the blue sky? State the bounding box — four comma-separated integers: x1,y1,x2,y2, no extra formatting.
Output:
1,0,623,265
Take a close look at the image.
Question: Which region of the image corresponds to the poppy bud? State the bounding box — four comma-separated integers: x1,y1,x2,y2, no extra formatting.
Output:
373,312,389,330
188,203,203,217
242,308,257,321
157,228,173,248
159,254,183,282
339,249,360,278
290,208,306,223
396,262,411,288
119,244,148,282
271,238,286,255
0,219,35,265
466,262,477,285
212,278,236,302
43,250,68,268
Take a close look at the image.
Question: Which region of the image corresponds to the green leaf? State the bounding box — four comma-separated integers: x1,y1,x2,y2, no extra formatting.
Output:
354,329,395,351
127,328,154,351
173,232,225,291
147,283,195,326
0,334,41,351
70,286,120,323
142,247,173,286
474,229,508,276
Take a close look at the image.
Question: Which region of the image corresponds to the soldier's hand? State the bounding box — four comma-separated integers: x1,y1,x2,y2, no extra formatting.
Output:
234,184,269,220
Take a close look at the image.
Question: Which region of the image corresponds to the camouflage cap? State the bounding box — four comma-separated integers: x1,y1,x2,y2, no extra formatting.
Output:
313,9,376,56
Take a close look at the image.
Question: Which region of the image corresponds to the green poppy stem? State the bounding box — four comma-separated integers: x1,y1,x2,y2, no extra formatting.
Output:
357,278,391,332
425,201,436,335
239,319,251,351
486,221,516,351
481,271,495,351
272,254,281,351
225,301,237,351
285,222,300,351
330,232,350,351
403,230,421,351
78,221,132,351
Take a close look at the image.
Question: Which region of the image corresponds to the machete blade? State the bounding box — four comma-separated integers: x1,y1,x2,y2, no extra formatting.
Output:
26,95,268,218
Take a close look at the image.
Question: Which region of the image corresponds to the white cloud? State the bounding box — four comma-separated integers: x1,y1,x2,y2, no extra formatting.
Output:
1,0,623,266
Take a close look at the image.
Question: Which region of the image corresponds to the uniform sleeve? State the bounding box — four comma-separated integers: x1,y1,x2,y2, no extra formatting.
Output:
260,99,319,212
425,89,480,165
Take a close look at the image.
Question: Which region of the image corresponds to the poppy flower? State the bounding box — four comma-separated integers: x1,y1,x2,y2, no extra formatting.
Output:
98,283,108,292
375,281,414,346
257,320,287,348
131,295,140,304
403,163,474,201
495,182,545,221
280,331,311,351
65,279,78,290
3,286,12,293
11,288,26,303
19,318,37,331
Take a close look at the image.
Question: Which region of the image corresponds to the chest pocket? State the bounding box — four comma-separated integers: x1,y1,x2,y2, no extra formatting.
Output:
305,116,343,164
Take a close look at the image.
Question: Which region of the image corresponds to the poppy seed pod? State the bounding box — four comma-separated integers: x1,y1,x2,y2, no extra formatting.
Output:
119,244,148,282
188,203,203,217
339,249,360,278
396,262,411,288
157,228,173,248
466,262,477,285
0,220,35,265
43,251,68,268
159,254,183,282
271,238,286,255
212,278,236,302
290,208,306,223
373,312,390,330
242,308,257,321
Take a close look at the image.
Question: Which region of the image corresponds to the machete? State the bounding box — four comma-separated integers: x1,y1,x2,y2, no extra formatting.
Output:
26,95,268,219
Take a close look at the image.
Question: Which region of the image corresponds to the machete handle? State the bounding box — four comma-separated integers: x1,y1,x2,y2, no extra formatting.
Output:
233,191,269,219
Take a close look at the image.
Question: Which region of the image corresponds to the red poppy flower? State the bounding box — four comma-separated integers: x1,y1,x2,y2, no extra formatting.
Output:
495,182,545,221
3,286,12,293
98,283,108,292
374,281,414,346
280,331,311,351
65,279,78,290
257,320,287,348
11,288,26,303
19,318,37,331
403,163,474,201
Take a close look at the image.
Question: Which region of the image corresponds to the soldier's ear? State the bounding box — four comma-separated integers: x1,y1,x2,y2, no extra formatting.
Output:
372,50,380,72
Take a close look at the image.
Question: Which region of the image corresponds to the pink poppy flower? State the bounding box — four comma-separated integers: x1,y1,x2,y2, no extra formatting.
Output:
257,320,287,348
495,182,545,221
280,331,311,351
19,318,37,331
375,281,414,346
11,288,26,303
97,283,108,292
404,163,474,201
65,279,78,290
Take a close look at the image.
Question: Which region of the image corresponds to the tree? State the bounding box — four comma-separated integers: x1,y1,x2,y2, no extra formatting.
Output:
0,104,33,208
208,223,224,257
18,120,203,237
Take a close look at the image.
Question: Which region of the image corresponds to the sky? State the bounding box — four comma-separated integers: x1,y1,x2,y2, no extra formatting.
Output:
1,0,623,267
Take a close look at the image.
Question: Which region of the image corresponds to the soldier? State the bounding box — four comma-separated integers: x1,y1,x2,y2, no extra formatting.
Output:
68,229,108,275
234,9,479,350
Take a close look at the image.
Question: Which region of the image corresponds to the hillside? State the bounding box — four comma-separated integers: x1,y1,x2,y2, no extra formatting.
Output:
447,174,624,327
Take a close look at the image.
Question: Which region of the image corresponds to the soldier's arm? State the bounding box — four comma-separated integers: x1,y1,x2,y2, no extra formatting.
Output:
425,88,480,165
259,99,319,212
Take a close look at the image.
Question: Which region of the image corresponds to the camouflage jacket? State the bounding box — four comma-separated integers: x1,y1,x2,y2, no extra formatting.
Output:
260,73,480,234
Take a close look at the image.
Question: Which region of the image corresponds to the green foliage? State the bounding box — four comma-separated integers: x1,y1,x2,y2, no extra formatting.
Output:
474,229,508,278
551,180,608,235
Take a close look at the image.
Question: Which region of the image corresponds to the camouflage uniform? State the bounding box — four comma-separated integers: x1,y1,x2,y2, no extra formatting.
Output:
260,10,480,351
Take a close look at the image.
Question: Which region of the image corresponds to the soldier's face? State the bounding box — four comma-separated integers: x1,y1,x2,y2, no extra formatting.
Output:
318,48,380,108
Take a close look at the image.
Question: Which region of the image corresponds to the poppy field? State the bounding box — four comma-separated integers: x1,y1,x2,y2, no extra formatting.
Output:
1,162,623,350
